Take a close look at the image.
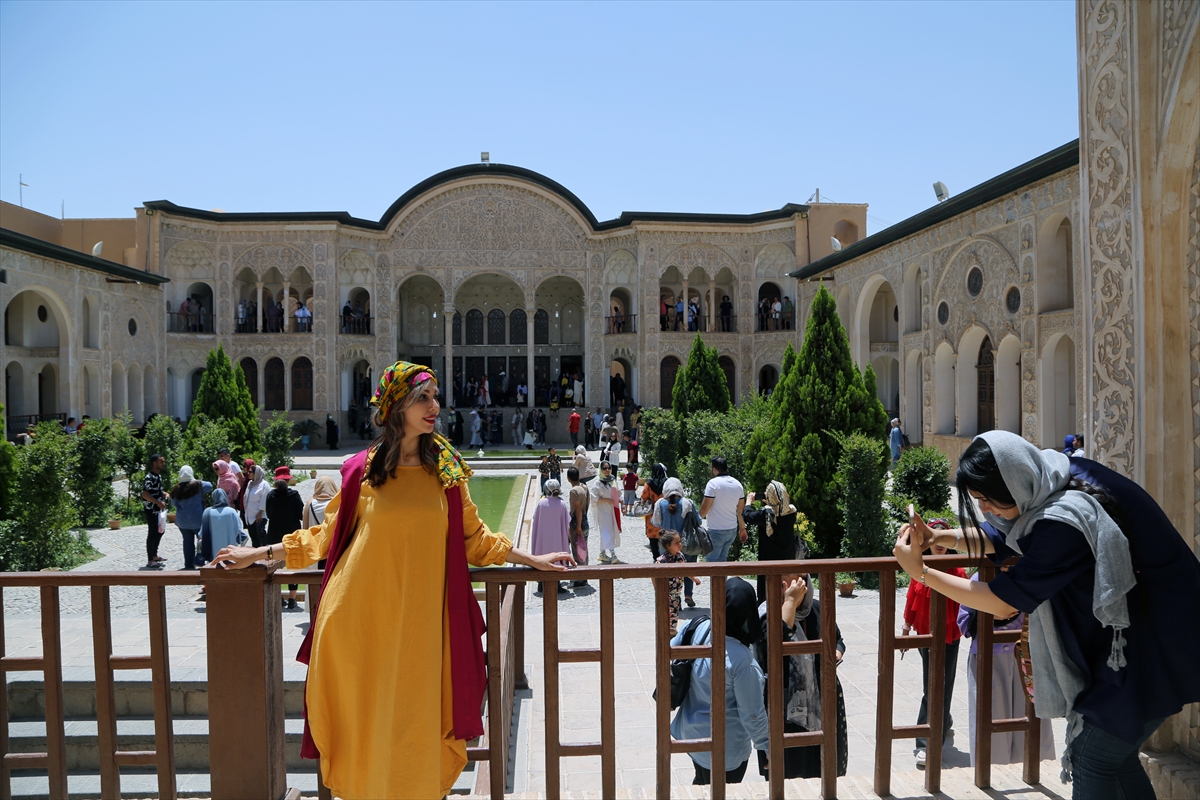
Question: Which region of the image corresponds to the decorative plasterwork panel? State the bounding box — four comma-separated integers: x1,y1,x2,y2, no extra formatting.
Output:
1079,0,1138,477
232,243,314,279
1159,1,1200,145
659,243,739,281
163,241,215,282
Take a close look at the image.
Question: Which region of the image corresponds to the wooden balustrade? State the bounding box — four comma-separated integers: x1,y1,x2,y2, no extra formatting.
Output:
0,554,1042,800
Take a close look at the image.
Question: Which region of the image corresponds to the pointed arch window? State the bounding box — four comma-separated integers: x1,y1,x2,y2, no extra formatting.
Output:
487,309,506,345
452,312,462,346
264,358,285,410
291,357,313,411
510,309,527,345
240,358,258,407
534,309,549,345
465,310,484,345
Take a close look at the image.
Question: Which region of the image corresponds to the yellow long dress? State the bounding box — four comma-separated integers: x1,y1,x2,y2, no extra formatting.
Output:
283,466,512,799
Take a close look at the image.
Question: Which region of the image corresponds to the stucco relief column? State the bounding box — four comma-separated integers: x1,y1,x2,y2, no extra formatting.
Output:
444,302,455,407
282,280,291,333
709,279,716,330
583,308,593,407
682,278,690,330
256,282,263,333
526,306,536,408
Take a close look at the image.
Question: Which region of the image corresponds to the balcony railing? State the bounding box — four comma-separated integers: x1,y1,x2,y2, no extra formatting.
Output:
604,315,637,334
167,312,215,333
233,316,314,333
0,541,1038,799
755,312,797,332
656,315,738,334
339,316,373,336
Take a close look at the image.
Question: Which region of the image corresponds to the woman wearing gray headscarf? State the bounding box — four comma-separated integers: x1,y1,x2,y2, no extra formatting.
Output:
200,489,243,565
894,430,1200,799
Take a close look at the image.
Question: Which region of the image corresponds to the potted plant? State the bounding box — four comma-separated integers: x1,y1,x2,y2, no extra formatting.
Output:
293,419,320,451
108,507,123,530
836,571,857,597
309,469,318,480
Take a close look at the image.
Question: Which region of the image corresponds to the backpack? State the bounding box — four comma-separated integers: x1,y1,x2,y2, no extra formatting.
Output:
653,615,710,710
901,433,911,448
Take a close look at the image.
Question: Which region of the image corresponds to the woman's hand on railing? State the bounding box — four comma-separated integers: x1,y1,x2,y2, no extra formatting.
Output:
212,545,270,570
508,548,576,572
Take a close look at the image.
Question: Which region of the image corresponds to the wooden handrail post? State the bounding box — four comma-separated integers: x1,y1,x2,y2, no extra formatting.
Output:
202,562,287,800
709,575,726,800
819,572,837,800
653,579,672,799
874,569,896,797
926,589,946,794
976,564,995,789
40,586,68,799
765,576,785,800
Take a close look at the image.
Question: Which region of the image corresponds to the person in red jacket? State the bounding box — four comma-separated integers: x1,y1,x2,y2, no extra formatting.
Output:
568,409,581,448
901,518,965,770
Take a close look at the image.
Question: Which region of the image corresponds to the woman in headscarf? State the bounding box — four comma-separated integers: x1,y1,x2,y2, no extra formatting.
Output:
530,479,570,595
670,577,770,785
754,541,849,779
170,466,212,570
743,480,799,603
213,458,240,500
641,463,668,559
894,430,1200,800
200,488,243,567
469,410,482,447
651,476,700,606
573,444,597,484
241,465,268,547
304,477,339,569
589,459,622,564
214,361,572,800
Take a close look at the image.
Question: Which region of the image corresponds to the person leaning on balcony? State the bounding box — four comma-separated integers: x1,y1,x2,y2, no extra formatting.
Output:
671,577,771,785
753,540,848,780
893,430,1200,800
214,361,572,800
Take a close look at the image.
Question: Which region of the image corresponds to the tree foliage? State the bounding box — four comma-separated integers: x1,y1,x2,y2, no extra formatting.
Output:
891,445,952,516
192,345,261,455
110,412,145,512
180,414,232,486
143,414,184,484
72,418,117,526
672,335,731,418
745,286,888,557
262,411,297,471
678,394,770,501
636,407,680,480
835,432,890,587
0,403,17,521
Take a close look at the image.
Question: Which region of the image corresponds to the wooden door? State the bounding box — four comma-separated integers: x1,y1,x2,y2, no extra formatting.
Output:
977,336,995,434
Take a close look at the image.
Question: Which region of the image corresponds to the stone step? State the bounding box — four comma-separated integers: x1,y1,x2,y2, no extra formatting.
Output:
7,769,321,800
5,716,314,772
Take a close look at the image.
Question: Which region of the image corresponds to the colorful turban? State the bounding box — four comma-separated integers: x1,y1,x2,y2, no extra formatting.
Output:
370,360,437,425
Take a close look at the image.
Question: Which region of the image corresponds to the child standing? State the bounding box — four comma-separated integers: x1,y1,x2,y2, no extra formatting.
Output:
547,447,562,484
901,518,965,770
655,531,702,635
621,465,640,515
957,573,1055,767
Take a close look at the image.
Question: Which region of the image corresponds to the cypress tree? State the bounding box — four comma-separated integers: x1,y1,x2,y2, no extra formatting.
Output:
672,335,731,417
192,345,261,455
862,363,891,438
745,286,887,557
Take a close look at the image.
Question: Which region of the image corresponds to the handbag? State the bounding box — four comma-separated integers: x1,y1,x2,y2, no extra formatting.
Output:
157,509,167,534
629,498,654,517
652,615,709,710
681,503,713,557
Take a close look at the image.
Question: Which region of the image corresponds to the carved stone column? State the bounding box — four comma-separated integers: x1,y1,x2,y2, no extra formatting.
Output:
682,278,690,330
526,306,536,407
444,302,455,407
255,282,263,333
281,280,291,333
709,279,717,330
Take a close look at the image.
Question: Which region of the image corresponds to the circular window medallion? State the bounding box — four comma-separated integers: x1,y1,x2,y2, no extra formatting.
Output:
128,318,138,336
937,302,950,325
1006,286,1022,314
37,305,48,322
967,266,984,297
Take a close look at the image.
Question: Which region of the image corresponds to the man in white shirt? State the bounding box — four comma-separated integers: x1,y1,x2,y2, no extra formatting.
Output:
217,447,242,477
699,456,746,562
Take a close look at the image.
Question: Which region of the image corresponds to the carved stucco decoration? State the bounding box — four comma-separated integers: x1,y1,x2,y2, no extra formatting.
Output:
1079,0,1138,476
233,243,313,279
163,241,215,281
660,243,739,281
1159,1,1200,145
395,185,585,270
931,237,1021,347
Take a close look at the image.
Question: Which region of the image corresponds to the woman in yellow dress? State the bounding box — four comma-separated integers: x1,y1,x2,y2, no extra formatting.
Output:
215,361,572,799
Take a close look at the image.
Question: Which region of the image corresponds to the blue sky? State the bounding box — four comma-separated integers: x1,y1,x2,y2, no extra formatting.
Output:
0,1,1079,234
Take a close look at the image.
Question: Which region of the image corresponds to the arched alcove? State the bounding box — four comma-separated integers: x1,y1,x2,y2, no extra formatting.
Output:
903,263,921,334
854,275,898,369
995,335,1022,434
291,357,313,410
143,366,159,418
110,363,127,416
264,358,286,411
904,350,923,444
1039,334,1076,449
608,288,633,334
344,286,373,335
38,363,59,416
833,219,860,248
535,276,585,345
660,356,681,408
127,365,144,423
956,326,991,436
1036,215,1074,313
758,364,779,395
189,369,205,414
240,358,259,407
934,343,956,435
5,362,26,417
718,355,736,404
757,283,782,332
82,296,100,349
83,364,100,419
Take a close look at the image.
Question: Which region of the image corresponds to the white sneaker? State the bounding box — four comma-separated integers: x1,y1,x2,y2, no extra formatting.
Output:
915,749,927,769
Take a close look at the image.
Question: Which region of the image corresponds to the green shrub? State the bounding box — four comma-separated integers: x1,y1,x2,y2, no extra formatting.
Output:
677,395,770,500
193,344,262,455
143,415,183,483
72,418,117,526
0,403,15,521
9,423,81,570
262,411,297,471
892,445,952,515
835,431,890,588
180,414,233,485
110,412,145,510
746,287,887,557
636,407,680,480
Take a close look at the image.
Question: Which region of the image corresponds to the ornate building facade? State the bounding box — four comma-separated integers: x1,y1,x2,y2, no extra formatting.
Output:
1,166,866,435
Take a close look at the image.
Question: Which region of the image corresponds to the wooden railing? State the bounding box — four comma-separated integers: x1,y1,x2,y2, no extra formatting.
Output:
0,554,1039,800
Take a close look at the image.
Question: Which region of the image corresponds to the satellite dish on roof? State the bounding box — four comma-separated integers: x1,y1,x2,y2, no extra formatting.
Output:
92,242,103,257
830,237,842,252
933,181,950,203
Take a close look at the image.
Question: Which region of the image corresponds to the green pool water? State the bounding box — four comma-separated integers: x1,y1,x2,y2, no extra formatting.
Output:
468,475,525,538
